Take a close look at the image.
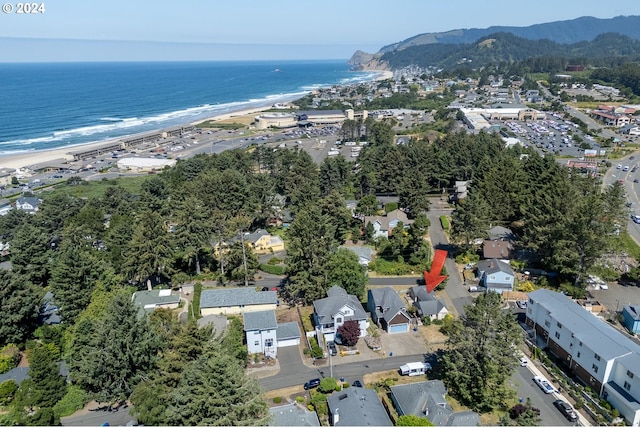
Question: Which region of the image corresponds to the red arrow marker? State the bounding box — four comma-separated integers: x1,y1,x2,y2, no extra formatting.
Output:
424,249,448,293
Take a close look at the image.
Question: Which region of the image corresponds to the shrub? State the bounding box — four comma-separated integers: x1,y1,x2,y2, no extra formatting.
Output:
295,396,305,403
422,317,432,326
310,392,328,417
439,216,450,231
319,377,337,393
52,385,88,418
191,282,203,320
267,257,283,265
259,263,286,275
0,344,21,374
273,396,283,404
0,380,18,406
337,320,361,347
310,338,324,359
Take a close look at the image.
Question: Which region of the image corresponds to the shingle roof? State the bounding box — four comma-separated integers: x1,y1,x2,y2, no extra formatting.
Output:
277,322,301,340
313,286,367,325
369,288,409,323
243,310,277,331
487,225,514,241
269,403,320,426
132,289,180,312
390,381,480,426
200,288,277,308
478,259,514,276
417,299,447,317
326,387,393,426
529,289,640,361
364,209,413,232
482,240,513,259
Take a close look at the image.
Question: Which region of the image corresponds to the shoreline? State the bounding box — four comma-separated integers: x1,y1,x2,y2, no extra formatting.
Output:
0,69,393,172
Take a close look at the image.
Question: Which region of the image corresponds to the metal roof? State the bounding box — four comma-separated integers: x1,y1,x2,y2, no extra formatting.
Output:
529,289,640,361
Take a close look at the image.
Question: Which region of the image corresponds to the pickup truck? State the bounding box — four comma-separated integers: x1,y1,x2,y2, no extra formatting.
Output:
533,376,555,394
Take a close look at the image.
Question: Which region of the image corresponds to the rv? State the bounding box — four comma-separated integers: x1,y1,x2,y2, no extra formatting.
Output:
399,362,432,376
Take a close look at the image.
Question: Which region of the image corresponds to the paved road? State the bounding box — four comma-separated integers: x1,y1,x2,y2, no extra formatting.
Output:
602,154,640,245
513,366,575,426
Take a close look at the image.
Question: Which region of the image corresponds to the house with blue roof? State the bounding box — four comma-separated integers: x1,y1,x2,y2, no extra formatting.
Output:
527,289,640,426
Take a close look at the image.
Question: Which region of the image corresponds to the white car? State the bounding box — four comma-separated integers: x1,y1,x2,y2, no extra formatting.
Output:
519,357,528,367
533,376,555,394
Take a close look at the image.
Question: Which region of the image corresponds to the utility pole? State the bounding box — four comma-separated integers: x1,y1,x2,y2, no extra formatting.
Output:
240,231,248,286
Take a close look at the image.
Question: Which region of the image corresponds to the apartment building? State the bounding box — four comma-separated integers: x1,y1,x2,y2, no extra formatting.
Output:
526,289,640,426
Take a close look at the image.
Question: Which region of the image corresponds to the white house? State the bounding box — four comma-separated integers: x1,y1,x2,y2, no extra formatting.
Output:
364,209,413,239
0,199,11,216
243,310,278,358
313,286,368,343
15,196,42,214
477,259,514,293
526,289,640,426
408,286,449,320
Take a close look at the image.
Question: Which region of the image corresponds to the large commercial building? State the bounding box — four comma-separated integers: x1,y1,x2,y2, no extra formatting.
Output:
526,289,640,426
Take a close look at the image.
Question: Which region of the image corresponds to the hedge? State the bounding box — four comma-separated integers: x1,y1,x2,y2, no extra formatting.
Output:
439,215,450,231
259,264,285,275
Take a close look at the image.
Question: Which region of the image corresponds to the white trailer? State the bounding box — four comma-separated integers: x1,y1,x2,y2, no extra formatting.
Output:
399,362,432,376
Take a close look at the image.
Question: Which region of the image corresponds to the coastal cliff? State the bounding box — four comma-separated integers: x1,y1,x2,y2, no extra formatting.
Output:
348,50,390,71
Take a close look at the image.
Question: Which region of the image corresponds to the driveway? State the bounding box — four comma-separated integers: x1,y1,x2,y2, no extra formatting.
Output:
378,328,428,357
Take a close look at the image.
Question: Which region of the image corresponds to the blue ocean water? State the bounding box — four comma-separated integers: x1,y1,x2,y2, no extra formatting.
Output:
0,60,377,155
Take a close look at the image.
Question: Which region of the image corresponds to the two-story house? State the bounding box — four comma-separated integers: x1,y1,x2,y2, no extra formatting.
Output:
313,285,368,343
243,310,278,358
477,259,515,294
363,209,413,239
367,287,412,334
526,289,640,426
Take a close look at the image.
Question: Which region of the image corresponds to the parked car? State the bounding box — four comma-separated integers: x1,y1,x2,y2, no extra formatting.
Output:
352,380,363,388
328,341,337,356
516,300,527,309
303,378,321,390
553,399,578,421
519,356,528,367
533,376,555,394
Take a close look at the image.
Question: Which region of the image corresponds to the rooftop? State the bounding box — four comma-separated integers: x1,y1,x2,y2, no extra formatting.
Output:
200,288,277,308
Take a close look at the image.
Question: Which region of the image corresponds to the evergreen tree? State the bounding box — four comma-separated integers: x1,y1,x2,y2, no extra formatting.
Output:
440,292,522,412
165,342,270,426
0,270,42,347
18,343,66,409
326,248,367,300
69,293,158,405
124,211,172,285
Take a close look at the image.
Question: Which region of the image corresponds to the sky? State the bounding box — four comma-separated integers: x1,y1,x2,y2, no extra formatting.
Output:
0,0,638,62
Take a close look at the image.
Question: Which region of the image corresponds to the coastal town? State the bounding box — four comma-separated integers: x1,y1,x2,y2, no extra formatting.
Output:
5,14,640,427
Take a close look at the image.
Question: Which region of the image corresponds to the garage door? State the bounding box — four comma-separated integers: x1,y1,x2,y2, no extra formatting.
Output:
277,338,300,348
389,323,409,334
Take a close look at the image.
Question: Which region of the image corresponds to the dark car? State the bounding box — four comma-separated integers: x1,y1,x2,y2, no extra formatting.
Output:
304,378,321,390
328,341,337,356
553,399,578,421
352,380,363,388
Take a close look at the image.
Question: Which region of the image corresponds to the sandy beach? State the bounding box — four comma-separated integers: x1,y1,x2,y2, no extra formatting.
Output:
0,70,393,172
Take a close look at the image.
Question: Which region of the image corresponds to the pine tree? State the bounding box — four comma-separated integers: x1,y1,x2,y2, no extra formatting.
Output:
0,270,42,347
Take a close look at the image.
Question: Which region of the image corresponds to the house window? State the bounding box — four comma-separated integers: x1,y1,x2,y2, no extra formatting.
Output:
557,322,562,329
265,338,273,347
579,341,582,347
624,381,631,391
592,364,599,373
544,320,551,327
628,370,634,379
254,341,259,346
335,317,342,324
595,354,601,361
555,331,560,339
577,351,581,358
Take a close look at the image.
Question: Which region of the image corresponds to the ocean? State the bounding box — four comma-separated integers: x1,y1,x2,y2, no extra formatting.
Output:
0,60,377,155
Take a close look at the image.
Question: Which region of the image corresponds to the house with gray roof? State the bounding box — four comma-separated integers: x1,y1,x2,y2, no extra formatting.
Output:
313,285,368,343
487,225,515,242
527,289,640,426
40,291,62,325
132,289,180,313
276,322,301,348
326,386,392,426
367,287,412,334
477,259,514,294
243,310,277,358
15,196,42,214
363,209,413,239
0,199,11,216
200,288,277,316
408,286,449,320
269,403,320,426
390,380,480,426
339,245,373,266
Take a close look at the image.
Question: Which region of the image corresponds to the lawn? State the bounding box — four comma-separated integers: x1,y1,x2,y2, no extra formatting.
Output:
46,176,150,199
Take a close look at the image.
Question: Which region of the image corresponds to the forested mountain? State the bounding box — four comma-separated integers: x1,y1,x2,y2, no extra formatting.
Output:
374,32,640,71
379,15,640,53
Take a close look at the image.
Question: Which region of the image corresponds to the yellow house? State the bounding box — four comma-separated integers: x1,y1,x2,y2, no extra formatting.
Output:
200,288,278,316
214,229,285,256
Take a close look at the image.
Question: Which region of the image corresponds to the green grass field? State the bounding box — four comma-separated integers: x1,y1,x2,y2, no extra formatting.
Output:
48,175,150,199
